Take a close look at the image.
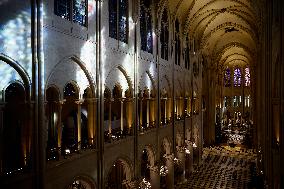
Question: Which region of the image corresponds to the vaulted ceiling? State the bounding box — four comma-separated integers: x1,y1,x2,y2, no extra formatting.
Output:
165,0,259,69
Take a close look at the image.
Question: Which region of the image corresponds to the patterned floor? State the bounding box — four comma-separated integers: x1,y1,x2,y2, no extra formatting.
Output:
176,145,257,189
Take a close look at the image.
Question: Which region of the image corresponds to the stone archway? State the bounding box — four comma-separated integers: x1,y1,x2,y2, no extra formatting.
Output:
0,55,31,175
66,175,96,189
106,158,134,189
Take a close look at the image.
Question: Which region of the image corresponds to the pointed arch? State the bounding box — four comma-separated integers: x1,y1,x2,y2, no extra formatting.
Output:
0,54,31,101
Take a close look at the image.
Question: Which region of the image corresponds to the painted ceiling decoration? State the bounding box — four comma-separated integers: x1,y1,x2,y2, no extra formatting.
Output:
162,0,259,69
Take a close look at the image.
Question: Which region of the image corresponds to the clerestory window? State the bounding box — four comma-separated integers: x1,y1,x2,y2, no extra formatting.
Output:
54,0,87,26
109,0,129,43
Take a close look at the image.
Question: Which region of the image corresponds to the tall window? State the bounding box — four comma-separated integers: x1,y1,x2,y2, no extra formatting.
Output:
185,36,190,69
175,20,181,65
140,0,153,53
54,0,87,26
160,9,169,60
234,68,242,87
224,67,231,87
244,67,250,87
109,0,128,43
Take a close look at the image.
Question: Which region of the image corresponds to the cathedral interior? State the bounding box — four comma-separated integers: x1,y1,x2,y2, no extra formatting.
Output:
0,0,283,189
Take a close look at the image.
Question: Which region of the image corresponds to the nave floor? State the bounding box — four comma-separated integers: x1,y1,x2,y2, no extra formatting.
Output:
176,145,257,189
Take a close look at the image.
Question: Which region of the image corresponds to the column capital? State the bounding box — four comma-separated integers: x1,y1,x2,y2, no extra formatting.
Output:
163,153,174,161
75,99,84,105
122,179,137,189
176,146,185,153
147,164,159,173
58,99,66,105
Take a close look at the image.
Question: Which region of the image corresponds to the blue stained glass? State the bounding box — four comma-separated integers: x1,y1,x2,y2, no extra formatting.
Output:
234,68,242,87
109,0,117,39
140,1,153,53
245,67,250,86
73,0,87,26
224,68,231,87
54,0,70,20
119,0,128,43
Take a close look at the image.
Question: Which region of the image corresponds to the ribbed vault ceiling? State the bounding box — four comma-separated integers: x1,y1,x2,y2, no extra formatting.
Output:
167,0,259,69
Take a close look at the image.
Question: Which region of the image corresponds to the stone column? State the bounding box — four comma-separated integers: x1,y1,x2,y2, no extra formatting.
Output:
176,146,185,182
57,100,64,155
164,98,167,124
148,165,160,189
0,103,5,174
120,99,124,132
140,98,143,129
108,100,112,134
164,153,174,189
76,100,84,150
147,98,149,127
87,98,95,145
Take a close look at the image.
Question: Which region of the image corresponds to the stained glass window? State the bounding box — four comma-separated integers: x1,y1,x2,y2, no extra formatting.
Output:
73,0,87,26
109,0,118,39
140,0,153,53
109,0,128,43
119,0,128,43
234,68,242,87
224,67,231,87
160,9,169,60
54,0,87,26
175,20,181,65
244,67,250,87
54,0,71,20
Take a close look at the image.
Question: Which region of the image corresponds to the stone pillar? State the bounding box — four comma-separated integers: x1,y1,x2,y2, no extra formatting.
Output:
0,103,5,174
164,99,167,124
120,99,124,132
57,100,64,154
76,100,83,150
176,146,185,182
148,165,160,189
87,98,95,145
108,100,112,134
147,98,149,127
164,154,174,189
140,98,143,129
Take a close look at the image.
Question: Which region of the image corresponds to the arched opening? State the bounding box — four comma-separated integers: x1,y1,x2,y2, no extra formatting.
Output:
66,175,96,189
46,86,60,161
104,88,112,142
141,149,151,181
107,160,129,189
110,85,123,138
80,88,89,149
2,82,28,174
62,82,80,155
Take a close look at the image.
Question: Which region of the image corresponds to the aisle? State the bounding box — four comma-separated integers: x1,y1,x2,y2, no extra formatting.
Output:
176,146,257,189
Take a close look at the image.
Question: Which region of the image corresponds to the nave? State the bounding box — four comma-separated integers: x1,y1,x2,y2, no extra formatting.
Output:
176,145,260,189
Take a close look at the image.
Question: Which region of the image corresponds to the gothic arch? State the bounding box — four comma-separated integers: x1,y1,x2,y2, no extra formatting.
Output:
66,175,97,189
105,65,133,97
0,54,31,101
46,55,96,99
106,156,134,182
143,145,156,166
